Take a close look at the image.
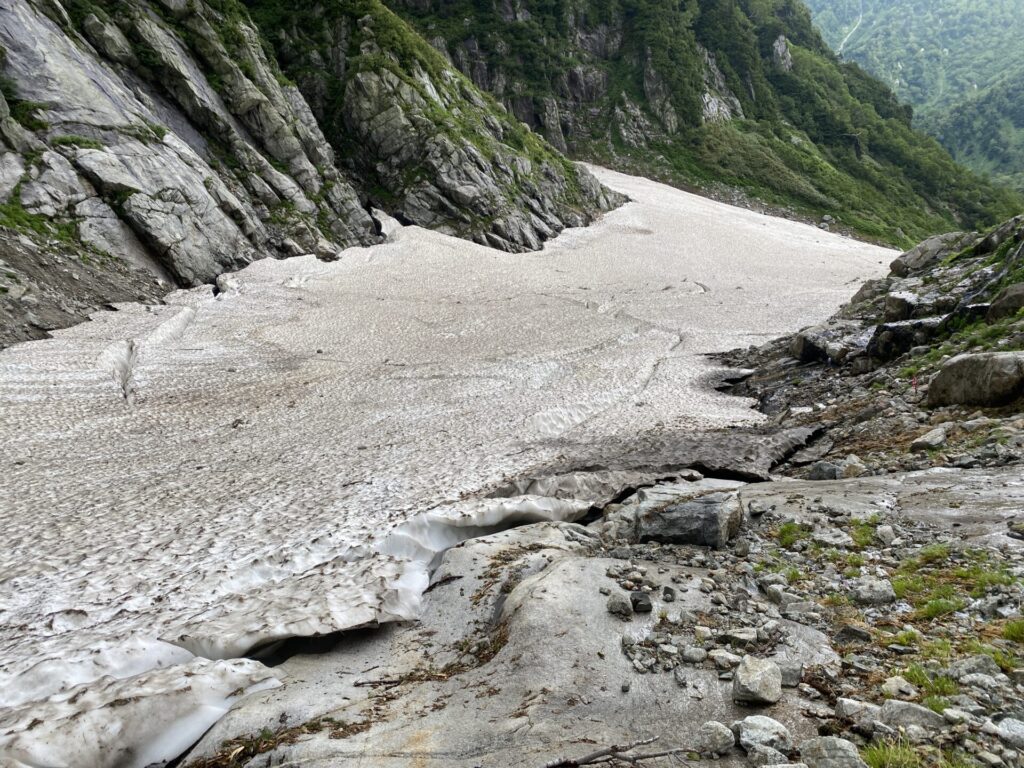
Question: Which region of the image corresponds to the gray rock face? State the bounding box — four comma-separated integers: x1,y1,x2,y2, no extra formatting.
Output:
636,491,742,549
0,0,619,344
733,656,783,705
800,737,868,768
927,353,1024,407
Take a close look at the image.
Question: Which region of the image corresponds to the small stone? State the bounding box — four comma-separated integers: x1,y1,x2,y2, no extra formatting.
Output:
800,737,868,768
749,745,789,766
733,656,783,705
663,586,677,603
630,591,653,613
950,655,1003,679
875,525,896,546
977,752,1004,767
607,594,632,619
723,628,759,647
732,715,793,752
621,680,631,693
834,624,871,644
695,626,714,643
880,676,919,699
710,648,743,669
697,720,737,756
683,646,709,664
835,698,880,721
778,660,804,688
851,577,896,606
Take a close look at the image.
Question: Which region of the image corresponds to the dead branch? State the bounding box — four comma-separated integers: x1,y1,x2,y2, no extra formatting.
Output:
541,737,692,767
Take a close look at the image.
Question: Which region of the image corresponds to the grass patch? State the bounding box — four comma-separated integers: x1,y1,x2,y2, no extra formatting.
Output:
964,641,1022,673
917,598,965,620
922,695,950,713
862,740,921,768
51,134,104,150
1004,620,1024,644
849,516,879,549
776,522,812,549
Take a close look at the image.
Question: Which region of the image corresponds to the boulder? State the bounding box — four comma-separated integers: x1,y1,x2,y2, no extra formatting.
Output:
884,292,919,322
910,426,947,452
949,654,1003,680
867,318,944,362
800,737,868,768
997,718,1024,750
927,353,1024,407
733,656,783,705
988,284,1024,322
732,715,793,752
890,231,970,277
878,699,946,730
697,720,737,755
636,491,741,549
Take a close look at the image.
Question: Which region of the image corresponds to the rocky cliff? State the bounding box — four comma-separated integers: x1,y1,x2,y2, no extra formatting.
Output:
388,0,1021,245
721,213,1024,478
0,0,620,346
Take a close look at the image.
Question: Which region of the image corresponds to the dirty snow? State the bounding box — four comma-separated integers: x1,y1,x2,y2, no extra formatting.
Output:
0,167,892,765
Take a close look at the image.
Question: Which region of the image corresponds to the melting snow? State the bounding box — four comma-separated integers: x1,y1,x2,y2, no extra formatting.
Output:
0,167,892,765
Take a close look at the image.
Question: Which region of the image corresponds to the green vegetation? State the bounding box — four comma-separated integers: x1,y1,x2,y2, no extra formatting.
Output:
381,0,1020,245
806,1,1024,192
0,192,78,244
51,135,105,149
1004,620,1024,644
862,739,921,768
889,546,1021,624
776,521,812,549
902,663,959,698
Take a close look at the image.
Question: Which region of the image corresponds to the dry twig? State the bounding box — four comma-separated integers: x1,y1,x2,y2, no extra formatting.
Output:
542,737,692,767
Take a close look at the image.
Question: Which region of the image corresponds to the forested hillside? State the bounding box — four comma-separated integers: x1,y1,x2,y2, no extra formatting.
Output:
806,0,1024,192
369,0,1020,245
931,68,1024,194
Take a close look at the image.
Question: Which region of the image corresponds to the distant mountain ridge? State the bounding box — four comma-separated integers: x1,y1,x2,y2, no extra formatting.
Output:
806,0,1024,192
377,0,1020,246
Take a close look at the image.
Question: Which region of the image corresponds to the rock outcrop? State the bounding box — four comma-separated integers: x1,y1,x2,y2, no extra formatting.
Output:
387,0,1021,244
0,0,619,347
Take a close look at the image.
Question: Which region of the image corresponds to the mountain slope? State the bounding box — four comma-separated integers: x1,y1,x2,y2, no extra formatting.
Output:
379,0,1021,246
0,0,619,346
805,0,1024,193
805,0,1024,122
930,68,1024,194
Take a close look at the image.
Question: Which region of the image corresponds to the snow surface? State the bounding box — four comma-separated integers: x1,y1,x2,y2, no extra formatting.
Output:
0,167,892,765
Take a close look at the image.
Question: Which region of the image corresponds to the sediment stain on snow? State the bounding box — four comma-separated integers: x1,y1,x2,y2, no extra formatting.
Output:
0,168,892,765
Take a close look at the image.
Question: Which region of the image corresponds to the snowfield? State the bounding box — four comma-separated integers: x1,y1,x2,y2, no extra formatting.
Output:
0,167,892,766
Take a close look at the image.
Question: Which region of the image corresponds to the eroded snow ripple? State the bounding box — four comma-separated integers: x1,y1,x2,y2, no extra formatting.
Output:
0,168,892,765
